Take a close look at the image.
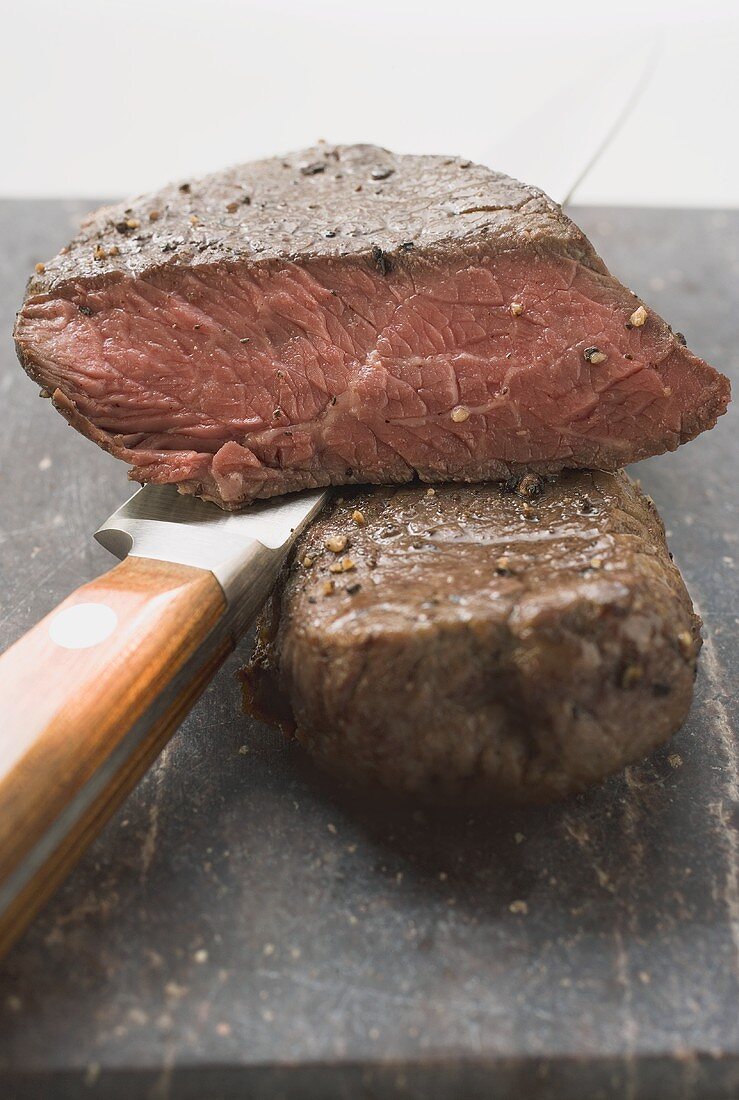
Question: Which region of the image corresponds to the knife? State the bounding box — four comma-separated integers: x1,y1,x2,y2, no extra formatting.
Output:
0,486,324,955
0,48,654,956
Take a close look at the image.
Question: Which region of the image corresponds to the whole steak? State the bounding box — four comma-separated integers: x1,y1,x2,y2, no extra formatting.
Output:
15,145,729,507
243,472,701,803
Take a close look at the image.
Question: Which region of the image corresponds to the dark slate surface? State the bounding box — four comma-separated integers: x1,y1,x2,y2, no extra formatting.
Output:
0,202,737,1100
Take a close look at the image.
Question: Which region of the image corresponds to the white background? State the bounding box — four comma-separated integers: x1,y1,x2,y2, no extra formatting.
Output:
1,0,738,205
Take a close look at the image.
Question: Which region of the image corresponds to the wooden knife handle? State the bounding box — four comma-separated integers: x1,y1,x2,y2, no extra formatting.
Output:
0,556,229,957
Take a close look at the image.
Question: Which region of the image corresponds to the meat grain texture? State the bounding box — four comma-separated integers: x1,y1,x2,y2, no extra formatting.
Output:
243,473,701,804
15,145,729,508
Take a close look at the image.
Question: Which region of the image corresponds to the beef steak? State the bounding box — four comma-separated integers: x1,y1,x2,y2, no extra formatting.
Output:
15,145,729,508
243,473,701,803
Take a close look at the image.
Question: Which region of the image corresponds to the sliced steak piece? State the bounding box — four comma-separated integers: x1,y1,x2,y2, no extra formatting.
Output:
15,145,729,509
242,472,701,804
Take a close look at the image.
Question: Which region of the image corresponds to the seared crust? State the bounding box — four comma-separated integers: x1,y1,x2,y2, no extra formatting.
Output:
20,144,606,300
243,472,701,804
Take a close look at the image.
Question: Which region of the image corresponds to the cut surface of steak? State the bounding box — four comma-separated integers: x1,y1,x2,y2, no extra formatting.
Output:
243,472,701,804
15,145,729,508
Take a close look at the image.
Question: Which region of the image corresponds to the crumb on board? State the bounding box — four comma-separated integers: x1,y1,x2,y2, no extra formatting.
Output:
84,1064,101,1087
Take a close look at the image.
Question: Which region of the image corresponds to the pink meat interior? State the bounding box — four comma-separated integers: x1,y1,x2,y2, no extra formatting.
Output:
16,251,729,504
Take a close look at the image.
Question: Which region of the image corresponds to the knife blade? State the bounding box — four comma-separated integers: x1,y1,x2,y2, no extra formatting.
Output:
486,41,657,206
